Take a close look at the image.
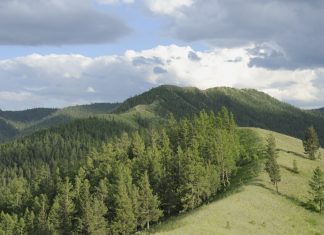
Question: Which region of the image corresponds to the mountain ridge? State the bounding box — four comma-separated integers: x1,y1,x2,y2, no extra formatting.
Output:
1,85,324,144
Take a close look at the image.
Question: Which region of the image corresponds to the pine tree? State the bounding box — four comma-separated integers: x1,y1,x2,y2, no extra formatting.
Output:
33,194,50,234
137,172,163,230
309,167,324,213
303,126,320,160
129,131,145,159
178,142,206,211
112,171,136,234
48,177,75,235
77,179,108,234
265,135,281,193
23,208,35,234
159,129,180,215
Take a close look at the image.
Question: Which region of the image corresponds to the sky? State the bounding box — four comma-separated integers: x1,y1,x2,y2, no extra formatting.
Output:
1,0,324,110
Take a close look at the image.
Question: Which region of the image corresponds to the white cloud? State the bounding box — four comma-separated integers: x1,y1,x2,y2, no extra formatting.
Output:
0,91,35,102
145,0,324,69
0,45,322,110
145,0,193,16
87,87,96,93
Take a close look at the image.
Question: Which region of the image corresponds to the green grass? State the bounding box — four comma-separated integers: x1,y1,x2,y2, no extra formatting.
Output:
148,128,324,235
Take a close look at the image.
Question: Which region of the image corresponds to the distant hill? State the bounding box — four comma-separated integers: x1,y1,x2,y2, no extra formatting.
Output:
0,118,18,142
116,85,324,144
0,103,120,142
0,108,58,123
312,107,324,113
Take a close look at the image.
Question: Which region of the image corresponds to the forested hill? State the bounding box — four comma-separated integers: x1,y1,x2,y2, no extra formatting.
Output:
0,103,119,142
1,85,324,144
0,108,58,123
115,85,324,144
0,118,18,142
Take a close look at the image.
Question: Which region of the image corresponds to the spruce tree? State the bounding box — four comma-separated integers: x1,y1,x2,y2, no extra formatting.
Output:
77,179,108,234
112,171,136,234
33,194,50,234
265,135,281,193
309,167,324,213
178,142,206,211
137,172,163,230
48,177,75,235
129,131,145,159
23,208,35,234
303,126,320,160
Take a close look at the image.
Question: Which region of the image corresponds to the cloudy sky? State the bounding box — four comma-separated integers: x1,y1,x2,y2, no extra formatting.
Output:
1,0,324,110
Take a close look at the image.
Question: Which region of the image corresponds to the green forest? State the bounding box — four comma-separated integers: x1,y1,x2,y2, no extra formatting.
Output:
0,108,264,234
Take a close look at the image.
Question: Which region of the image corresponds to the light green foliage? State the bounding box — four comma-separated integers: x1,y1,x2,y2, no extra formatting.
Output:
0,212,25,235
0,177,29,213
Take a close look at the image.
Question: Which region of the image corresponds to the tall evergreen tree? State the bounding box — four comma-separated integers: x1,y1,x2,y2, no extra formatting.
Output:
112,171,136,234
137,172,163,230
309,167,324,213
33,194,50,234
178,143,206,211
129,131,145,159
303,126,320,160
265,135,281,193
77,179,108,234
48,177,75,235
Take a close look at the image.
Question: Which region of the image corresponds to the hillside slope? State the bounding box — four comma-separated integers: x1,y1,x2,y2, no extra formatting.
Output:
150,129,324,235
115,85,324,144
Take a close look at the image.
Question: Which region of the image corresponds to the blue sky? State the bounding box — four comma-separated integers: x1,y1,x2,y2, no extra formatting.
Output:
0,0,324,110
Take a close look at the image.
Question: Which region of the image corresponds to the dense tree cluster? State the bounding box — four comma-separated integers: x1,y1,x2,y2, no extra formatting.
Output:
0,108,264,234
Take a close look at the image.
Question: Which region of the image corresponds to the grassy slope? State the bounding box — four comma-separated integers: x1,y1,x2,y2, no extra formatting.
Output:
150,128,324,235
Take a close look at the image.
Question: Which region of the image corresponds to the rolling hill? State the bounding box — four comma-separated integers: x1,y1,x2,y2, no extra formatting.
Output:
1,85,324,146
0,103,119,142
149,128,324,235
